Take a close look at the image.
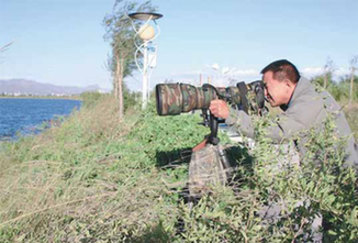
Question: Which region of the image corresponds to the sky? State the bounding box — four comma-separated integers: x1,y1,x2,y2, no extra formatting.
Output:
1,0,358,91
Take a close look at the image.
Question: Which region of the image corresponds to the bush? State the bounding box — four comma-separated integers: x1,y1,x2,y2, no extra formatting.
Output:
311,75,358,103
176,115,358,242
0,99,357,242
80,91,108,108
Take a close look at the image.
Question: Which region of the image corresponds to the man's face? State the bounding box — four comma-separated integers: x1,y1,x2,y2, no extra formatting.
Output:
262,71,292,107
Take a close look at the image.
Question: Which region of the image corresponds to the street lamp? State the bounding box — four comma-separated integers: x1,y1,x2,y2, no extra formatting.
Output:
128,12,163,109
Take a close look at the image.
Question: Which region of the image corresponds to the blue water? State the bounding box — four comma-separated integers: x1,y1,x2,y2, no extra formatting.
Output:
0,98,81,141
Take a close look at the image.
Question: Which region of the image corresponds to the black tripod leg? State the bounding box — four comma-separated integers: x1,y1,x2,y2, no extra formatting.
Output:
208,112,220,145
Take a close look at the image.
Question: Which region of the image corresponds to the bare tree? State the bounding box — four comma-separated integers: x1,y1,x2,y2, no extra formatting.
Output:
0,42,13,64
323,57,335,89
0,42,13,53
349,55,358,106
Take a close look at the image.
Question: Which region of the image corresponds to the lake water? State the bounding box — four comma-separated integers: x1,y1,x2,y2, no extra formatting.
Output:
0,98,81,141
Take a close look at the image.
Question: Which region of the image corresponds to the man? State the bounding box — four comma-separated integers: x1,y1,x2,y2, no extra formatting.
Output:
209,59,357,241
209,59,358,169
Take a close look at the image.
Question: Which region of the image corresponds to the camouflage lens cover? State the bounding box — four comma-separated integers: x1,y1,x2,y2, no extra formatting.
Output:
155,81,266,116
156,83,183,115
156,83,218,115
225,87,242,104
198,85,217,110
180,83,199,112
246,80,266,114
189,144,231,198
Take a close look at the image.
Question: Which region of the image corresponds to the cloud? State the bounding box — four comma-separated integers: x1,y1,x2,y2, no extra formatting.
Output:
154,64,352,90
335,67,350,76
129,64,354,92
211,63,220,71
231,68,258,77
169,70,203,78
206,64,259,77
301,66,350,78
301,67,323,77
156,65,262,87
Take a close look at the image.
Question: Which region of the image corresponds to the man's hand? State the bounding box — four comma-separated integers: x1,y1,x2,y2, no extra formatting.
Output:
209,99,229,119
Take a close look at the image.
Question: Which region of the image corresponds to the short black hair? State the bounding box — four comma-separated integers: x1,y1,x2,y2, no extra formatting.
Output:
261,59,300,83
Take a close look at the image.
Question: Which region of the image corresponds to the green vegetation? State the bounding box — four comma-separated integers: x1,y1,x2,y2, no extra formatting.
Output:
311,74,358,104
0,95,207,242
0,93,357,242
311,74,358,140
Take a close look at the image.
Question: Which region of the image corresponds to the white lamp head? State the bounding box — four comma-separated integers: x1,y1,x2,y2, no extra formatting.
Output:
138,24,155,41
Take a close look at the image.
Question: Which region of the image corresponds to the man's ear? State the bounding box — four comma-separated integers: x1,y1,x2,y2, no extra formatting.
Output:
284,78,294,88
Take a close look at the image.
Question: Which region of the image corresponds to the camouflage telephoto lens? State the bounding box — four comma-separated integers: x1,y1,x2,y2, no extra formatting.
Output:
155,80,265,116
155,83,218,115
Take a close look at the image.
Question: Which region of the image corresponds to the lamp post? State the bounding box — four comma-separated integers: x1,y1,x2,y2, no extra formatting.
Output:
128,12,163,109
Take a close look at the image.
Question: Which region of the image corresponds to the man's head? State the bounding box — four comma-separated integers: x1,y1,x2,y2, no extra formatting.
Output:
261,59,300,107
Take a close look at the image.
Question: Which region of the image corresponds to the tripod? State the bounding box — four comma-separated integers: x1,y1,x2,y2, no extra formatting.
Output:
188,109,233,204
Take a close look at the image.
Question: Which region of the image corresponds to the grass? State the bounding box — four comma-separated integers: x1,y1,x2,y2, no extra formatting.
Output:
344,103,358,139
0,96,211,242
0,95,357,242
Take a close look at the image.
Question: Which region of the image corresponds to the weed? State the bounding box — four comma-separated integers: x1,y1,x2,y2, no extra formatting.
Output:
0,97,357,242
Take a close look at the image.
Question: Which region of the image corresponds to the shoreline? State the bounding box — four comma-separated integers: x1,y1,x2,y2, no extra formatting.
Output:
0,98,82,142
0,96,82,100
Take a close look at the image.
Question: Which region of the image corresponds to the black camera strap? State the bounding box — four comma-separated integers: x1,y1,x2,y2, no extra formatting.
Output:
236,82,249,114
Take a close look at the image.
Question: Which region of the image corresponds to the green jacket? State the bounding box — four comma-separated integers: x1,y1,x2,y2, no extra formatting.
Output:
226,77,358,169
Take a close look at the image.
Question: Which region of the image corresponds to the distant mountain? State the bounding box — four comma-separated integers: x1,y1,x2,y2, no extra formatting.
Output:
0,79,106,96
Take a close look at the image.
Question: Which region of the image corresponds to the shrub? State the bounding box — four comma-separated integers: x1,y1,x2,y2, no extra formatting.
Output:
80,91,108,108
0,99,357,242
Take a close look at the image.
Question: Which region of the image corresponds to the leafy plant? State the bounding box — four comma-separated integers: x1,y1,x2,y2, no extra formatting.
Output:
0,96,357,242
